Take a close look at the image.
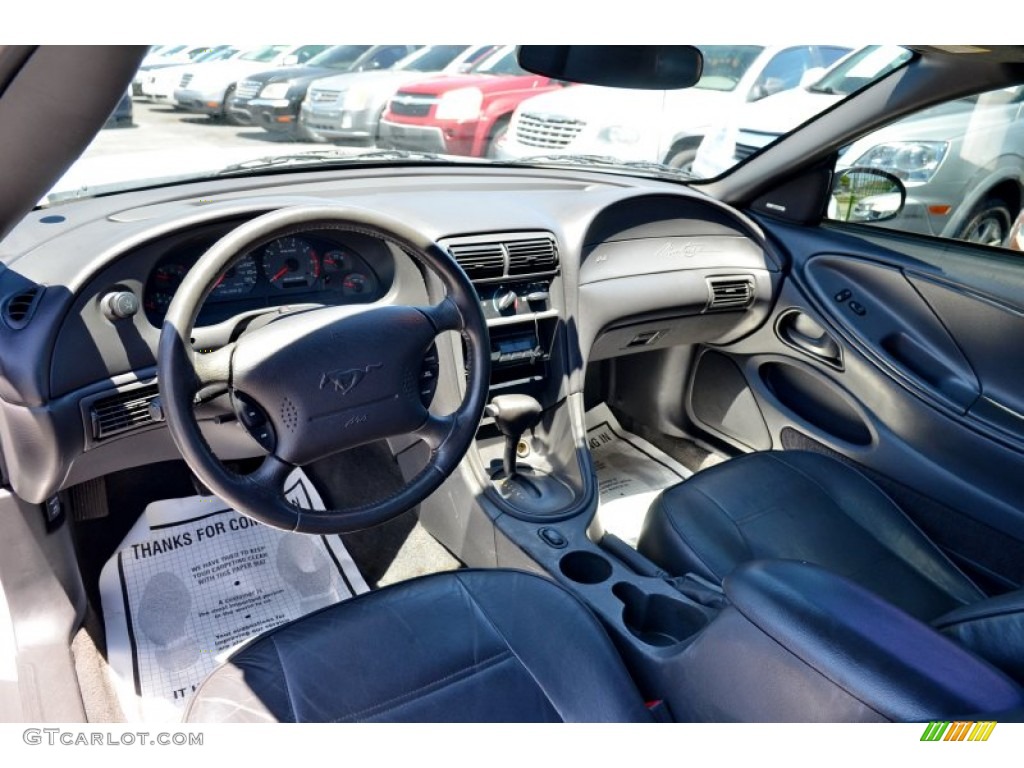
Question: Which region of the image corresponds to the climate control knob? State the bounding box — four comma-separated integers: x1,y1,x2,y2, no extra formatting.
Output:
493,289,518,313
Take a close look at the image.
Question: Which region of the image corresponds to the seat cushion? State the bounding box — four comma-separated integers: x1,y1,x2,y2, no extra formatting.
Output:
185,569,652,723
637,450,984,621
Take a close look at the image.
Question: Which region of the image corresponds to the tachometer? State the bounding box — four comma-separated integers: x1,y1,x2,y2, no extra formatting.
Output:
210,254,258,299
263,236,320,290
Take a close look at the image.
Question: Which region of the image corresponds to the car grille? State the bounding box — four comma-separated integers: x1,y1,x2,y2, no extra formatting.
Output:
236,80,261,100
515,113,585,148
310,89,341,104
179,73,193,88
389,93,436,118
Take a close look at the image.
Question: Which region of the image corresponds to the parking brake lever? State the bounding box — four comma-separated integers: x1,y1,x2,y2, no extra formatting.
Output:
485,394,543,479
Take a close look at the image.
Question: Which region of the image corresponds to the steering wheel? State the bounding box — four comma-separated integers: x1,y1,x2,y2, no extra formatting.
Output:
157,205,490,534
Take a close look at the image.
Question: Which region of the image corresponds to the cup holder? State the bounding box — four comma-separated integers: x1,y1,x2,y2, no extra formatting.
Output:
613,581,709,647
559,550,613,584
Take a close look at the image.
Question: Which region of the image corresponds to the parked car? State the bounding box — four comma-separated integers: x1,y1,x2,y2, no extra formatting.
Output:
496,45,851,170
830,86,1024,245
377,45,563,157
7,44,1024,735
173,45,330,123
139,46,243,102
300,45,496,144
132,45,224,96
229,45,383,137
693,45,916,178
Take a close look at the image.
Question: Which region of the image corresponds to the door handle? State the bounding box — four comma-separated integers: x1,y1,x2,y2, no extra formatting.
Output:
776,310,842,367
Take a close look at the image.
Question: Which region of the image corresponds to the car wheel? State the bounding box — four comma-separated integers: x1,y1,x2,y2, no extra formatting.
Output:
956,197,1014,247
220,85,245,126
665,146,697,173
485,118,510,159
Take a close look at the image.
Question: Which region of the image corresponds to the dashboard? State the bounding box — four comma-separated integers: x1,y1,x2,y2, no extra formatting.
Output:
0,166,780,505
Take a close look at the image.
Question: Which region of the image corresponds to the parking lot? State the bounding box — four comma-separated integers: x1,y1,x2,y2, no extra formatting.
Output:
50,100,365,201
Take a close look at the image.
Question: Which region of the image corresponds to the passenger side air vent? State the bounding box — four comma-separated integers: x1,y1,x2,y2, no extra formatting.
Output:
89,383,160,440
507,237,558,276
447,242,505,280
443,233,559,283
706,276,754,312
2,285,43,329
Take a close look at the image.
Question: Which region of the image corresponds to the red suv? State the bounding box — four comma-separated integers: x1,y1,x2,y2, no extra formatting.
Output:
378,46,566,157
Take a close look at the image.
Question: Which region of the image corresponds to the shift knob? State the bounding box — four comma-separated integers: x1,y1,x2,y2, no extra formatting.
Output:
485,394,543,478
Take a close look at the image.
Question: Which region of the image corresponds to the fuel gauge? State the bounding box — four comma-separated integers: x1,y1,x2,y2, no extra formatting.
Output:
341,272,372,297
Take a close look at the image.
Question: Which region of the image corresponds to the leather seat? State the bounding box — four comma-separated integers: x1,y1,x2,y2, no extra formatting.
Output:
637,450,1024,683
185,569,652,723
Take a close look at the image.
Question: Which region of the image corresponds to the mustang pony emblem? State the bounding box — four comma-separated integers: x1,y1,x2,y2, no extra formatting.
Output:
319,363,383,395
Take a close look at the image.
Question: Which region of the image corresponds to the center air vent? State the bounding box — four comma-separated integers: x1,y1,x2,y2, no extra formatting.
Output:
446,242,505,280
706,276,754,312
444,233,559,283
3,285,43,329
89,383,160,440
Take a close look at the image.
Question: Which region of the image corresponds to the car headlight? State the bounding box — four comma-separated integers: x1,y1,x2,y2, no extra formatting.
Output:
434,88,484,121
598,125,642,145
342,87,371,111
259,82,291,100
852,141,948,183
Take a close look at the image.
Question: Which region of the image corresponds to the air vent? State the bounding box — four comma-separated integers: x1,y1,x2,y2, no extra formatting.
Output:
447,242,506,280
706,276,754,312
90,383,160,440
507,237,558,276
3,286,43,329
444,233,559,283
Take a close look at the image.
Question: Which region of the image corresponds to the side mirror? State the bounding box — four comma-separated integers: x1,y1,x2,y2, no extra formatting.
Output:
281,55,299,66
516,46,703,89
828,168,906,223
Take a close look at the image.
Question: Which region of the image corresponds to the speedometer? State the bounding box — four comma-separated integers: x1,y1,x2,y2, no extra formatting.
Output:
263,236,321,290
210,254,258,299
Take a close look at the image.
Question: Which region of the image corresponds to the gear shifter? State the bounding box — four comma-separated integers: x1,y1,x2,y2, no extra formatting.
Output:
484,394,574,515
485,394,543,480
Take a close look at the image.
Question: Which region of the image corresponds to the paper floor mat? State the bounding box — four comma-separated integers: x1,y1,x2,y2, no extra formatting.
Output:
99,468,368,723
585,403,691,546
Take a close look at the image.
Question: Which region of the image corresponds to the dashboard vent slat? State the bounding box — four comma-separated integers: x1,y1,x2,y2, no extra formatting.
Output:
706,276,754,312
90,384,160,440
507,238,559,276
447,242,505,280
3,286,43,329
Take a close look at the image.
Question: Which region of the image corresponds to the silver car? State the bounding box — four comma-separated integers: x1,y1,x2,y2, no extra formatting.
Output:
299,45,495,143
836,86,1024,245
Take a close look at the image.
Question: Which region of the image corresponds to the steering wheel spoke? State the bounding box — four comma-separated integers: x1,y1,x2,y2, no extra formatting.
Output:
419,297,464,334
415,412,457,451
192,342,234,401
253,452,296,489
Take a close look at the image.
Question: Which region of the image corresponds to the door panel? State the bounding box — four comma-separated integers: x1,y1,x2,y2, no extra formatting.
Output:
688,219,1024,589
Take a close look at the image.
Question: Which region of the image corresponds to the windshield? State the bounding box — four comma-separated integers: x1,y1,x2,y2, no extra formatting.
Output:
47,43,911,204
694,46,764,91
307,45,373,70
809,45,913,95
473,47,527,76
239,45,289,63
396,45,468,72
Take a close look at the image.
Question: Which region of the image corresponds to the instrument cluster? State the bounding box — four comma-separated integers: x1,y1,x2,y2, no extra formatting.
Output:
142,232,388,327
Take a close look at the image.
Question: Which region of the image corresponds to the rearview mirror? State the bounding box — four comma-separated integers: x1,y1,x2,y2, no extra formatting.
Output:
828,168,906,223
516,46,703,90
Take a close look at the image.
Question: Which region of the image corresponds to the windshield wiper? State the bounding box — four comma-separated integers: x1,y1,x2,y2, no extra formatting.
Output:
507,154,698,180
215,149,464,176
